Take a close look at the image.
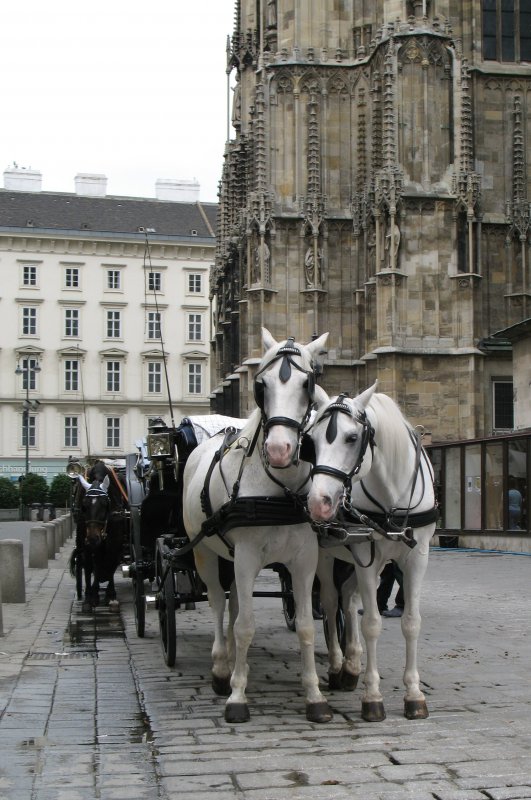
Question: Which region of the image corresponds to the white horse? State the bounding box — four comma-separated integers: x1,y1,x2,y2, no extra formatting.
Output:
307,384,437,722
182,328,333,724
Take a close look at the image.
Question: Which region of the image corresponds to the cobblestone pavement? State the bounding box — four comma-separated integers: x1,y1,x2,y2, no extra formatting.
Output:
1,524,530,800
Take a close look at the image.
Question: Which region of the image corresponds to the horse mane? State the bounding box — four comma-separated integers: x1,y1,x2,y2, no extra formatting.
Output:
366,392,413,465
235,408,261,441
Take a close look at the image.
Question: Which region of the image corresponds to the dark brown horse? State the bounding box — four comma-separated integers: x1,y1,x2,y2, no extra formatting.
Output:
69,460,128,612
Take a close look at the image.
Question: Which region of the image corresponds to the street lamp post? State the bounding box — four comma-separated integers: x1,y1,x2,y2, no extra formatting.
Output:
15,357,41,479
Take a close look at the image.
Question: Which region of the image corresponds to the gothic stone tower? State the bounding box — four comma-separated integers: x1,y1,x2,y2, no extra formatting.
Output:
211,0,531,440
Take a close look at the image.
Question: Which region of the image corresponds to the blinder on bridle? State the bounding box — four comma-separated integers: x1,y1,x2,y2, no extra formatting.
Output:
254,337,317,435
82,484,111,536
302,393,376,491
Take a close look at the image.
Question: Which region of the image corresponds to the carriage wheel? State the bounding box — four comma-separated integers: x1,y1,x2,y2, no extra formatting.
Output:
322,604,346,654
132,564,146,638
158,565,176,667
129,508,146,637
279,570,297,632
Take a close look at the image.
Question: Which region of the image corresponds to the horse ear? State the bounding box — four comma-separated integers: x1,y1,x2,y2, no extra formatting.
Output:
261,327,277,352
101,474,110,493
355,381,378,410
312,384,330,411
306,332,329,361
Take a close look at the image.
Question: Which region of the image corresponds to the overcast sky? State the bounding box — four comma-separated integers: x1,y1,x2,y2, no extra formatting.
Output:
1,1,235,203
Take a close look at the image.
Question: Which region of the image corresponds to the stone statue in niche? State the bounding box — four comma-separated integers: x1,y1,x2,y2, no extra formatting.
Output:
366,228,376,276
304,246,323,287
232,74,241,130
253,241,270,284
384,218,401,268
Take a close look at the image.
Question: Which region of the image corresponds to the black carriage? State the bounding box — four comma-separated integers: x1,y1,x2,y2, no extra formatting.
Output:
123,415,317,665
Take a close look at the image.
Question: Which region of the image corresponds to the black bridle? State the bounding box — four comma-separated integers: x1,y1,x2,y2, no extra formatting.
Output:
81,484,111,540
306,394,375,494
254,337,317,439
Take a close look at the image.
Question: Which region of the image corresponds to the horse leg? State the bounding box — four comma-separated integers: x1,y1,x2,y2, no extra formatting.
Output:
106,577,119,612
398,534,431,720
82,562,94,612
290,554,333,723
357,551,386,721
225,544,259,723
339,569,363,690
226,581,239,669
194,543,231,697
316,551,344,689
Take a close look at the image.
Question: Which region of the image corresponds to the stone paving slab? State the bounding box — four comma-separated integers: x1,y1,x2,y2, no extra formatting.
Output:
1,531,531,799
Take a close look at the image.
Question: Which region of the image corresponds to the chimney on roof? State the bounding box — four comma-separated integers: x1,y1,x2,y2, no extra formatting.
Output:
155,178,200,202
74,173,107,197
4,165,42,192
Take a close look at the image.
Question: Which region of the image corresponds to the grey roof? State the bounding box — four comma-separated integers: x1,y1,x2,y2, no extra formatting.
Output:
0,189,218,240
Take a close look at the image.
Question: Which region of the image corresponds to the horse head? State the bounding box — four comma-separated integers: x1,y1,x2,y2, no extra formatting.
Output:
254,327,329,469
306,383,377,522
78,462,112,549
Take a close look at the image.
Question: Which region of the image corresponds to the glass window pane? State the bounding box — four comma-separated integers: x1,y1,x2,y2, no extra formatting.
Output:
485,443,503,529
464,444,482,529
508,439,527,530
493,381,514,429
444,448,461,529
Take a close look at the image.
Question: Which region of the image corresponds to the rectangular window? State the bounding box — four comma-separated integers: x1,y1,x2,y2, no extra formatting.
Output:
64,359,79,391
23,265,37,286
21,357,39,391
148,272,161,292
22,415,37,448
106,361,121,392
187,313,202,341
65,267,79,288
106,310,121,338
493,381,514,429
64,416,79,447
64,308,80,337
483,0,530,61
107,270,121,290
148,362,162,393
188,363,202,394
147,311,161,340
22,307,37,335
188,273,202,293
106,417,120,448
521,3,531,59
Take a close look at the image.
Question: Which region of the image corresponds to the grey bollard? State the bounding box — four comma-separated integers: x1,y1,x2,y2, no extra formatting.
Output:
0,540,26,603
0,576,3,635
53,520,62,554
64,514,72,540
43,522,56,559
29,526,49,569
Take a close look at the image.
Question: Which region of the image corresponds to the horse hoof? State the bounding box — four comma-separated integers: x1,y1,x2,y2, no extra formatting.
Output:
361,701,386,722
404,699,429,720
328,671,342,691
225,703,250,723
306,701,333,723
340,670,359,691
108,600,119,613
212,675,231,697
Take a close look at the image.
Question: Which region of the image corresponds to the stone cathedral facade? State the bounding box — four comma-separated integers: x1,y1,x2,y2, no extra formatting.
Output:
210,0,531,441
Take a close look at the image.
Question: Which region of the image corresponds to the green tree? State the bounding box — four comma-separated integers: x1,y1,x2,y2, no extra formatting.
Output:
0,477,20,508
19,473,49,506
49,473,73,508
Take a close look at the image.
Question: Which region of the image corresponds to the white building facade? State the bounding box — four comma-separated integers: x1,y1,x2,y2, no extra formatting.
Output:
0,168,217,483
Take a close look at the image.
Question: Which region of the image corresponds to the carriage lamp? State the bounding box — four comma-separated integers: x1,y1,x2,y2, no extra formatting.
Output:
147,432,172,458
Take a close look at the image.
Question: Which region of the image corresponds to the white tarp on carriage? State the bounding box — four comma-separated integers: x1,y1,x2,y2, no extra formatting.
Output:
187,414,246,445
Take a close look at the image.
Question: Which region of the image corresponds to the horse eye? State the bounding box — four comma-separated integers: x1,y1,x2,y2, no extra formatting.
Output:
346,432,358,444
